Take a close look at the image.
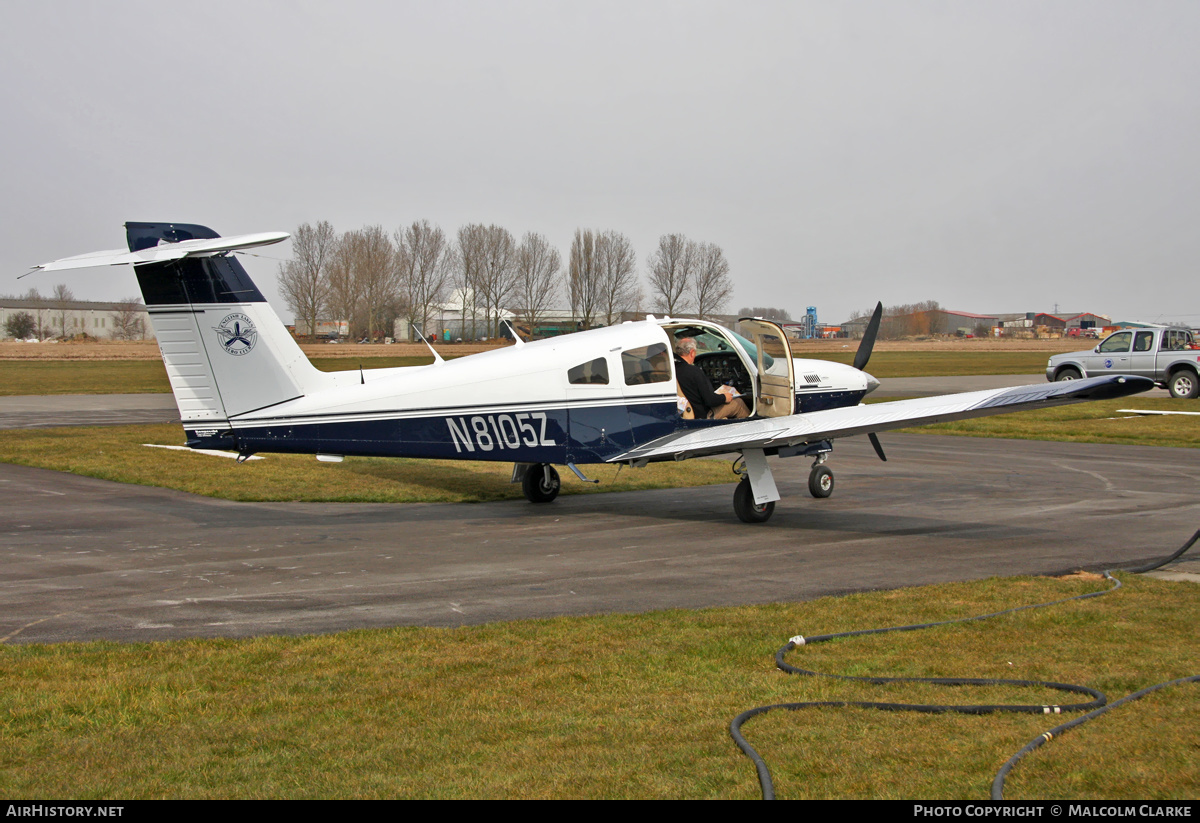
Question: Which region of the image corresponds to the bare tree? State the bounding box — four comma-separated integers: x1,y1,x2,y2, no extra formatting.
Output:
647,234,694,316
455,225,486,340
23,287,47,339
690,243,732,320
396,220,454,340
278,221,335,339
568,229,601,331
512,232,562,337
476,226,518,339
110,297,146,340
738,306,793,321
342,225,401,340
849,300,942,339
325,232,358,340
595,231,640,326
51,283,74,337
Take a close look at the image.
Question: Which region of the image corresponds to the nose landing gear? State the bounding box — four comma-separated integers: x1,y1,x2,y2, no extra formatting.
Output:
808,459,834,499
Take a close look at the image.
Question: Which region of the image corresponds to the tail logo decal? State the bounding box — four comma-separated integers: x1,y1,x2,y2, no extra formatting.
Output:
213,313,258,356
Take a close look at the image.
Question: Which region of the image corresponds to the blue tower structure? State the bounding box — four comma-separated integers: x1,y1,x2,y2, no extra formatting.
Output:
802,306,819,339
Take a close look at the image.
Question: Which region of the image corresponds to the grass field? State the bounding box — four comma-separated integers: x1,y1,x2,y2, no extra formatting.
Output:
3,345,1196,800
0,397,1195,506
0,357,445,396
0,351,1066,395
897,396,1200,449
0,398,1194,505
1,573,1195,799
0,423,734,502
796,349,1055,376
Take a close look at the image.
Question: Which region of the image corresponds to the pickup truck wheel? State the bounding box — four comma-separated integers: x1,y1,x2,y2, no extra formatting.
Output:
1056,367,1082,381
1168,371,1199,399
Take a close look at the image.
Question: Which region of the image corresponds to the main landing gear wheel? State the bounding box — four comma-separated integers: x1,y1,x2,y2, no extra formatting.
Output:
733,476,775,524
808,465,834,498
523,464,561,503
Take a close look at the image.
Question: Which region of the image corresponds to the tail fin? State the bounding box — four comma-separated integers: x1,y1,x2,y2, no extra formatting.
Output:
122,223,323,443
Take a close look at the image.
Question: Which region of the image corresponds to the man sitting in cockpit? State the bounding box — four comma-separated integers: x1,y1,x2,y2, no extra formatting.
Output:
674,338,750,420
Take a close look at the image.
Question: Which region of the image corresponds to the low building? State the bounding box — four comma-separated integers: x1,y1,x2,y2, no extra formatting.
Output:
0,297,152,340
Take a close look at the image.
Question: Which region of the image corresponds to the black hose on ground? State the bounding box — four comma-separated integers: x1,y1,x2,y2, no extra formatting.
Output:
729,529,1200,801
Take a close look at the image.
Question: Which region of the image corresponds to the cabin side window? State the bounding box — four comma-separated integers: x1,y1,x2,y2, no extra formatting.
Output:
621,343,671,386
1098,331,1131,353
568,357,610,385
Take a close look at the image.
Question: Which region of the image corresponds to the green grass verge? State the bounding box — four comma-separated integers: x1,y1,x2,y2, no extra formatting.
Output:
897,397,1200,448
0,423,734,502
798,350,1054,377
0,357,441,396
0,360,170,395
2,574,1195,799
0,352,1055,396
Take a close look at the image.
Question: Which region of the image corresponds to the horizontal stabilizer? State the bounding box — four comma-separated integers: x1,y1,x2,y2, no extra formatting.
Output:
30,231,289,273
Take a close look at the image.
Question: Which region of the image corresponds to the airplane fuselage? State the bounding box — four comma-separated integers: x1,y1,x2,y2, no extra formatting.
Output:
185,319,874,465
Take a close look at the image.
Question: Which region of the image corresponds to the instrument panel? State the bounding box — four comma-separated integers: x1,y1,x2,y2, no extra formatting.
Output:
696,352,751,395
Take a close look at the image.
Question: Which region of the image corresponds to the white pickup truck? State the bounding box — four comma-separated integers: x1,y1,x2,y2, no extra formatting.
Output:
1046,328,1200,398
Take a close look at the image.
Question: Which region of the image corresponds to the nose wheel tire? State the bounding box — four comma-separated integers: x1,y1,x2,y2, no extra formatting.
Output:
808,465,834,498
523,464,561,503
733,477,775,523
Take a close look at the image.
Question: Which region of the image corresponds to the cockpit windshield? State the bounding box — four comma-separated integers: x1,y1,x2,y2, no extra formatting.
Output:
728,329,773,370
667,325,774,370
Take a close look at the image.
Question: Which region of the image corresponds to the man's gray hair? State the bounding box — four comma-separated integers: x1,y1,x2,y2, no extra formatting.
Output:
676,337,697,357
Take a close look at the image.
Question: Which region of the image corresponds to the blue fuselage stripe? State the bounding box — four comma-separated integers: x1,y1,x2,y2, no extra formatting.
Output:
186,389,867,462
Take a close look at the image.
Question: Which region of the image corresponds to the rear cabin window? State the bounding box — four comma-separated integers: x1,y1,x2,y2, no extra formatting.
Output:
622,343,671,386
1162,330,1193,351
568,357,609,385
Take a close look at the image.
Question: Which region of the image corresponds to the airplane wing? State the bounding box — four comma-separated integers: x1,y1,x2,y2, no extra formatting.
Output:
609,374,1153,463
29,231,289,273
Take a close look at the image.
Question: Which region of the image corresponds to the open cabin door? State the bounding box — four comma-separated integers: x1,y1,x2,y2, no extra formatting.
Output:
739,318,795,418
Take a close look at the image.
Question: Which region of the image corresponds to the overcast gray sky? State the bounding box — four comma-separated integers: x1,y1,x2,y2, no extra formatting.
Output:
3,0,1197,325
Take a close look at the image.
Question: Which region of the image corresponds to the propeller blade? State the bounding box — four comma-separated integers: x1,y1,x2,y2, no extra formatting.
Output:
868,432,887,462
853,302,883,372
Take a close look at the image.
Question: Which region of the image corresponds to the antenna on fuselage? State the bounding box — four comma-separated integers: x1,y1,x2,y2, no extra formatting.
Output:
502,319,525,347
411,325,445,366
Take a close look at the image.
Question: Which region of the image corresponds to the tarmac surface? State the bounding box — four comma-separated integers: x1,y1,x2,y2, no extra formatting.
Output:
1,378,1196,644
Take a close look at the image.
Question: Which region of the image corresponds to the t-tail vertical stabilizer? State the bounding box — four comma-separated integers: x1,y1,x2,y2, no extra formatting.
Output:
35,222,322,449
124,222,323,445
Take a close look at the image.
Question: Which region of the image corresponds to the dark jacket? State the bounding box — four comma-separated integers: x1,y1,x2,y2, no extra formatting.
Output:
675,356,727,418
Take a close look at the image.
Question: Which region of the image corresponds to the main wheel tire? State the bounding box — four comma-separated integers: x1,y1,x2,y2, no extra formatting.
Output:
808,465,834,498
1169,370,1199,399
522,464,561,503
733,477,775,523
1056,367,1082,382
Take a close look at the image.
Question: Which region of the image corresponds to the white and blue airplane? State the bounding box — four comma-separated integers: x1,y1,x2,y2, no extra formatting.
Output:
32,222,1153,523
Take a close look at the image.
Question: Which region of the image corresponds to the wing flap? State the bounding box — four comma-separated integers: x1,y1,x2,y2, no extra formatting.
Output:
609,375,1153,462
